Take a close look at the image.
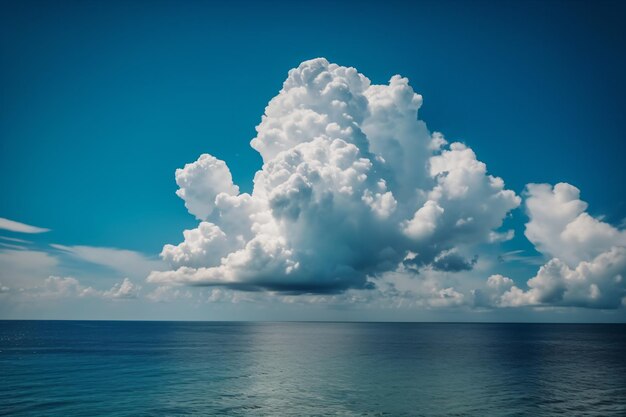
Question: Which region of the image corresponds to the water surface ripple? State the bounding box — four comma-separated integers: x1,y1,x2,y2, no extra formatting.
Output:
1,321,625,416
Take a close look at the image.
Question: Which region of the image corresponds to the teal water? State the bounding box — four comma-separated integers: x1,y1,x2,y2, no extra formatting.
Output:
1,321,625,416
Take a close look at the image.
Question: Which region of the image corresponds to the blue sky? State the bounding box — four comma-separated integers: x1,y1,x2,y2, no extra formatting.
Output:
1,0,625,320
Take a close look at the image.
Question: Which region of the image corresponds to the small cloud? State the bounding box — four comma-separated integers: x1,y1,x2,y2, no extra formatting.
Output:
0,242,27,250
497,250,544,266
0,217,50,234
0,236,31,244
146,285,192,303
431,249,477,272
0,236,33,250
488,229,514,243
40,276,87,298
102,278,141,300
428,287,465,308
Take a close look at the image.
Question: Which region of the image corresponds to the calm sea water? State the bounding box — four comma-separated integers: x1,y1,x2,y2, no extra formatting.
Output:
1,321,625,416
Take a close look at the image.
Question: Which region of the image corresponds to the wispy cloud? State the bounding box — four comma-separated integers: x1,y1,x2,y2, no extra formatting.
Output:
0,217,50,234
0,242,27,250
497,250,544,266
0,249,60,288
50,244,164,279
0,236,31,244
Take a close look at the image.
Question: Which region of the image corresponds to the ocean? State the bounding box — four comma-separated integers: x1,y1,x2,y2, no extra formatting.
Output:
1,321,625,416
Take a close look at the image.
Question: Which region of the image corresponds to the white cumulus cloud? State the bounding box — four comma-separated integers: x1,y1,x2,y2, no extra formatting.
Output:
102,278,141,299
479,183,626,309
148,58,519,294
27,276,141,300
175,154,240,220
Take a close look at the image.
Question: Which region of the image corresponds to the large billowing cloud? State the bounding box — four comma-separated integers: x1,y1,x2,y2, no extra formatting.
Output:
479,183,626,309
148,58,520,293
